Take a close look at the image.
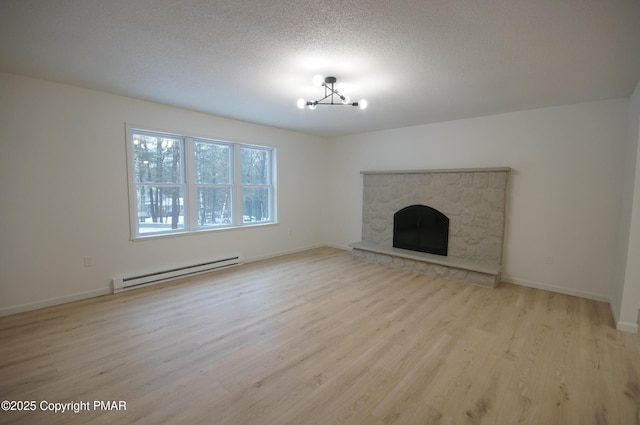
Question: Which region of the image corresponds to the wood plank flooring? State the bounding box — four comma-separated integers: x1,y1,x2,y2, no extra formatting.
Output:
1,247,639,425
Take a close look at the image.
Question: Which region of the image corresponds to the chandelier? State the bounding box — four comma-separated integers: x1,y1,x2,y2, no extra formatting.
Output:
297,75,368,110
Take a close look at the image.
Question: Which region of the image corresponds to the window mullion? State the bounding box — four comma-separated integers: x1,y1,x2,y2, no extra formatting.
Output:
185,137,197,231
232,144,243,225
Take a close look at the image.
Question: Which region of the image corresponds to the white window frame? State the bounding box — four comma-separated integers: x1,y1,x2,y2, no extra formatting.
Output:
238,144,274,225
125,124,277,240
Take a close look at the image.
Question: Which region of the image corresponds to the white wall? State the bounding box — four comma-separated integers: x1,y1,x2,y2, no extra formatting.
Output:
614,81,640,331
326,99,629,302
0,72,328,315
1,71,636,322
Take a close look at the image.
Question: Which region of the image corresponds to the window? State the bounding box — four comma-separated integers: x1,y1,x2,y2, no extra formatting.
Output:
240,146,273,224
127,127,276,238
194,140,232,227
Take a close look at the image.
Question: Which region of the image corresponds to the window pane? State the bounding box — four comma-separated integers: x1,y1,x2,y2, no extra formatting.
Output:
132,133,183,184
136,185,184,233
195,141,231,184
243,187,270,223
241,147,270,184
197,187,232,226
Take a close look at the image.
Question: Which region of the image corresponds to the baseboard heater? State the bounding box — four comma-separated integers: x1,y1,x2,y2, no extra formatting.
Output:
112,254,243,293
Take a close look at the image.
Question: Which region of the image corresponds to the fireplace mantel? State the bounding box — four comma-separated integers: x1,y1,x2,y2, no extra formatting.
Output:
352,167,510,288
361,167,511,175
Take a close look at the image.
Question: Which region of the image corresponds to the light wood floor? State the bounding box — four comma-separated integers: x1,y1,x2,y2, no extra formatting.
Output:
1,247,639,425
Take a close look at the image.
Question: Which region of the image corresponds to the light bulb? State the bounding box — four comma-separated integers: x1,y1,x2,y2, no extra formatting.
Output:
297,98,306,109
308,103,317,110
359,99,368,110
341,95,351,105
312,74,324,87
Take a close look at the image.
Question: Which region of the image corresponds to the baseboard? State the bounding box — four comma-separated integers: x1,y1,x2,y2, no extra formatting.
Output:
613,302,639,331
501,275,610,303
243,244,326,263
615,319,639,333
609,299,640,333
0,288,112,317
324,242,351,251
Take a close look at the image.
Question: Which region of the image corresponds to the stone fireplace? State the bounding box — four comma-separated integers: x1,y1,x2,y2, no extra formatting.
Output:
350,168,510,287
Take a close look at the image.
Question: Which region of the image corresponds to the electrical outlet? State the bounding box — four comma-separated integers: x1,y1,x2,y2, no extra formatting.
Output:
83,256,93,267
545,256,554,265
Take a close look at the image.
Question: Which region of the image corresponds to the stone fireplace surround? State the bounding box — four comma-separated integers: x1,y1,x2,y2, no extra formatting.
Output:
350,168,510,288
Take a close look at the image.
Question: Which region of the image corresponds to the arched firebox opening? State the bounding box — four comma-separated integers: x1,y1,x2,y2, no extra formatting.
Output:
393,205,449,256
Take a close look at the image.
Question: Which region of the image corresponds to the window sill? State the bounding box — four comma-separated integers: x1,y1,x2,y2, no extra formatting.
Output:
131,221,279,242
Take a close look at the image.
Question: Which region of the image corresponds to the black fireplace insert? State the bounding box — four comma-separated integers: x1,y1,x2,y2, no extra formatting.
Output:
393,205,449,256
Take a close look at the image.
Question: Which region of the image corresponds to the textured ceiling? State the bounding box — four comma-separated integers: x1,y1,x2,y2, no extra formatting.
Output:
1,0,639,137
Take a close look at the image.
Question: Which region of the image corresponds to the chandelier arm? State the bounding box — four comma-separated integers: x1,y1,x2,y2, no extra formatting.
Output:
324,83,335,104
324,83,340,96
320,83,345,104
313,93,334,104
308,102,357,106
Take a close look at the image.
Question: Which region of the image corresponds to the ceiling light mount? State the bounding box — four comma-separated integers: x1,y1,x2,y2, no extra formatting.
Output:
297,75,367,110
324,76,337,85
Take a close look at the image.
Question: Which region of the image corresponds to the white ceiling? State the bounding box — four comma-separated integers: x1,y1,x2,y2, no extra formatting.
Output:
1,0,639,137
